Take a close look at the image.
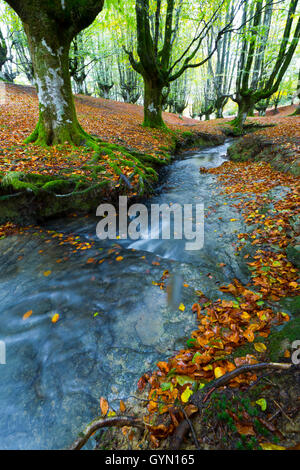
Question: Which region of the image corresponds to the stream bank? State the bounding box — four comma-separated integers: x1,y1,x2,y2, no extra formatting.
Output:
0,135,299,450
0,131,225,226
227,126,300,176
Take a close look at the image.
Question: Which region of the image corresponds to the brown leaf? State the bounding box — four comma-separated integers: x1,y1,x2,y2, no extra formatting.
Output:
100,397,109,416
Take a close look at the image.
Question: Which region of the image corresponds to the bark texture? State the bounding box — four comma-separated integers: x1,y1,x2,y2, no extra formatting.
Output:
5,0,104,146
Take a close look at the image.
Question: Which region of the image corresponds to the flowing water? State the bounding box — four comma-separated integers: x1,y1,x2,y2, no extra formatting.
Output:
0,141,254,449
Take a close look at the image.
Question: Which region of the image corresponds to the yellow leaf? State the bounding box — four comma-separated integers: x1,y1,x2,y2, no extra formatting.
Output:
214,367,226,379
116,256,123,262
181,387,193,403
260,443,286,450
23,310,33,320
256,398,267,411
178,303,185,312
43,270,52,277
107,410,116,417
51,313,60,324
254,342,267,353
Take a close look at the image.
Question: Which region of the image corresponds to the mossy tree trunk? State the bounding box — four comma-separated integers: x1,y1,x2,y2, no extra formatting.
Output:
25,30,85,146
143,78,166,128
4,0,104,146
292,69,300,115
232,96,256,130
232,0,300,131
125,0,239,129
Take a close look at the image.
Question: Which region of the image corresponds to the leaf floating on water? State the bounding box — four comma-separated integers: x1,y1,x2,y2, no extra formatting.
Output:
51,313,59,324
116,256,123,262
178,303,185,312
100,397,109,416
23,310,33,320
43,270,52,277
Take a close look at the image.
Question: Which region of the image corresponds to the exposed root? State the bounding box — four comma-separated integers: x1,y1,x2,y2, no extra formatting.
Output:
69,416,145,450
170,362,293,450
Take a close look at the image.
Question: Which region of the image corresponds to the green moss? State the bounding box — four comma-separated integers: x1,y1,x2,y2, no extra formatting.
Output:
267,316,300,362
42,179,74,193
1,172,39,193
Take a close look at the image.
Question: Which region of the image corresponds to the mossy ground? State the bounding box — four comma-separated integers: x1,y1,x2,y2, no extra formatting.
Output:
0,129,224,224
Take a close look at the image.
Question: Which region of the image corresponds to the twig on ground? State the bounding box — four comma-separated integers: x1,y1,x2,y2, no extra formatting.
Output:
69,416,144,450
273,400,295,425
191,362,291,408
171,362,293,450
180,405,201,450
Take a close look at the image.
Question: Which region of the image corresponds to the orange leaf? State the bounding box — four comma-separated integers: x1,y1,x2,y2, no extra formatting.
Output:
100,397,109,416
51,313,60,323
120,400,126,413
23,310,33,320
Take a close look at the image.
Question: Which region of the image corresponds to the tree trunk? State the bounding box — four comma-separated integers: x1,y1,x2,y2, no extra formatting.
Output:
216,108,223,119
293,105,300,115
5,0,104,147
143,78,165,128
232,99,253,130
25,28,92,146
248,105,255,117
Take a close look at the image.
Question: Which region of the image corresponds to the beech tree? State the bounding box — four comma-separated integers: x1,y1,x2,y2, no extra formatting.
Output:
4,0,104,146
292,68,300,115
126,0,245,128
232,0,300,130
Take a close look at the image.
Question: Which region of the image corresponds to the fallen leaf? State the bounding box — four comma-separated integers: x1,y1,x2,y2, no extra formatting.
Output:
254,342,267,353
23,310,33,320
181,387,193,403
100,397,109,416
51,313,59,323
260,442,286,450
256,398,267,411
120,400,126,413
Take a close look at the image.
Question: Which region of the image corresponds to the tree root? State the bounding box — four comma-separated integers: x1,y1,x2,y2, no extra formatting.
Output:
191,362,292,408
69,363,294,451
69,416,145,450
171,362,293,450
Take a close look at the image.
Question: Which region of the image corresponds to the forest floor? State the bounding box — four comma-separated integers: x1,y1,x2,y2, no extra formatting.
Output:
0,84,299,451
0,83,299,230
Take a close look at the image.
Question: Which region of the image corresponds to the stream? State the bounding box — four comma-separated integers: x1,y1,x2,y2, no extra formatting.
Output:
0,140,255,449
